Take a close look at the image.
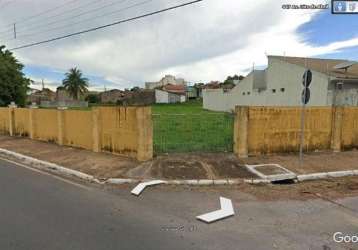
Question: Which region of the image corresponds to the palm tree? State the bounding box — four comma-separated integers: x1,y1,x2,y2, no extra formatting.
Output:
62,68,89,100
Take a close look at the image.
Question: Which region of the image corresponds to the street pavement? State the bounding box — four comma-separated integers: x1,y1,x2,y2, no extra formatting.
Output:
0,157,358,250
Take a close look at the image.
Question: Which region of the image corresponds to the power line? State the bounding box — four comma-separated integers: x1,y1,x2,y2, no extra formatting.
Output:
0,0,81,31
12,0,151,41
9,0,204,51
13,0,131,35
4,0,110,35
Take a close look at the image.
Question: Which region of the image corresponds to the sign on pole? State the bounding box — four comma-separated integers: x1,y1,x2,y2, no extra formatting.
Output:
299,69,312,166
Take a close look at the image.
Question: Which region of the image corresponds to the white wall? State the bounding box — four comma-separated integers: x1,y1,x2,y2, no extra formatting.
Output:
203,57,332,112
265,57,330,106
180,95,186,103
155,90,169,103
203,89,230,111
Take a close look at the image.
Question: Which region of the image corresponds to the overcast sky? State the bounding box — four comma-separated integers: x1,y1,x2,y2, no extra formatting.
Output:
0,0,357,91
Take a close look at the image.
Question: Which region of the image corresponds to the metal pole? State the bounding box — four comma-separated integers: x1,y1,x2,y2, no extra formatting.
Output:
299,61,308,167
299,81,307,166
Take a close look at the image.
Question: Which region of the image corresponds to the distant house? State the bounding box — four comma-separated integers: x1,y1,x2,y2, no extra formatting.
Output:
27,88,56,104
155,84,186,103
118,89,155,106
146,75,187,89
98,88,155,106
203,81,221,90
203,55,358,112
100,89,124,103
56,86,73,102
186,86,198,99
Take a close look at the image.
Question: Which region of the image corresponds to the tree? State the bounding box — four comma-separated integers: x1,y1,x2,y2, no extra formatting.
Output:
62,67,89,100
85,93,100,104
0,46,30,106
223,75,245,85
130,86,140,92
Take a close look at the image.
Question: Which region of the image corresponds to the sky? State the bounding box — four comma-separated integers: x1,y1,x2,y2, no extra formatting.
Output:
0,0,357,91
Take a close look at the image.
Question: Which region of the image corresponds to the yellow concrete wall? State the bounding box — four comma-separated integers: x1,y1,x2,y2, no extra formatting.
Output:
33,109,59,143
63,110,93,150
0,106,152,160
99,107,139,157
342,107,358,149
0,108,9,134
14,108,30,136
246,107,333,155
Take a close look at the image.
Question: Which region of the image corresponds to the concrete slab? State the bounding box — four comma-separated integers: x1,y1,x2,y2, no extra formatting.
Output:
131,180,166,196
245,164,297,182
196,197,235,223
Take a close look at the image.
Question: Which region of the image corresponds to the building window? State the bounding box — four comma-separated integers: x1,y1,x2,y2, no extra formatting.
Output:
280,88,285,92
243,92,245,95
247,92,251,95
272,89,276,93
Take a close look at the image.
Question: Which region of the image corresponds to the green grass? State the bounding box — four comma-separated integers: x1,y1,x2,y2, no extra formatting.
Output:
152,100,234,153
152,100,215,114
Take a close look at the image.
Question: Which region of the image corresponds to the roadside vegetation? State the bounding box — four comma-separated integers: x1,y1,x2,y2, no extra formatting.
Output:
0,46,30,107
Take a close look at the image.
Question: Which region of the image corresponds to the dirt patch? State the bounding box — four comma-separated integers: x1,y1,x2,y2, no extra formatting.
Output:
243,177,358,201
151,159,208,179
151,153,259,179
209,159,257,178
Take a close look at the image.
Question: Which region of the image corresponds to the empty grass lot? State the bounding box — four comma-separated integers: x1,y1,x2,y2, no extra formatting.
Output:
152,100,234,153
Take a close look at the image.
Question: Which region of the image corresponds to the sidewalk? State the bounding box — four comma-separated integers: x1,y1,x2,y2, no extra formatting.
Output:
1,135,358,180
0,136,138,179
241,150,358,174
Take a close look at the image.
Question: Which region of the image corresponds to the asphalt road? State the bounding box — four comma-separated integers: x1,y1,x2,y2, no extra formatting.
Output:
1,157,358,250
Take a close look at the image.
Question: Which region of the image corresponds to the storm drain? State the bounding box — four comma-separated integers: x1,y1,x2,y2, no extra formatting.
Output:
245,164,297,183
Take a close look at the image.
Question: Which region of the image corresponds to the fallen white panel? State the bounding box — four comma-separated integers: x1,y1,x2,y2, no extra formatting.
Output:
131,180,166,196
196,197,235,223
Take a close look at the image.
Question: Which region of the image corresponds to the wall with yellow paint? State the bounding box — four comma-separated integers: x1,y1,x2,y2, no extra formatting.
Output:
0,108,9,134
14,108,30,136
32,109,59,143
342,107,358,149
234,106,350,157
247,107,333,154
0,106,153,161
63,110,93,150
99,107,139,158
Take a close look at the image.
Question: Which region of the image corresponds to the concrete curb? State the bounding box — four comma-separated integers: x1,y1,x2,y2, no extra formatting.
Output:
297,170,358,182
0,148,244,186
0,148,95,181
2,148,357,186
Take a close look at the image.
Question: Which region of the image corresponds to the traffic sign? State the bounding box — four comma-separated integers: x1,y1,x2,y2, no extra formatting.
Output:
302,69,312,88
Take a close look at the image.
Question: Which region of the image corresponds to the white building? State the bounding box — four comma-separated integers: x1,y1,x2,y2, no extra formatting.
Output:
155,89,186,103
145,75,187,89
203,56,358,112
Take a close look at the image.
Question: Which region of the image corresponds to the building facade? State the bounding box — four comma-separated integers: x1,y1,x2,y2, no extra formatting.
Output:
145,75,187,89
203,56,358,112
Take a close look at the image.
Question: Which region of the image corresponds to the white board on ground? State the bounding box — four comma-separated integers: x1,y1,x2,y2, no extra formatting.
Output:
196,197,235,223
131,180,166,196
